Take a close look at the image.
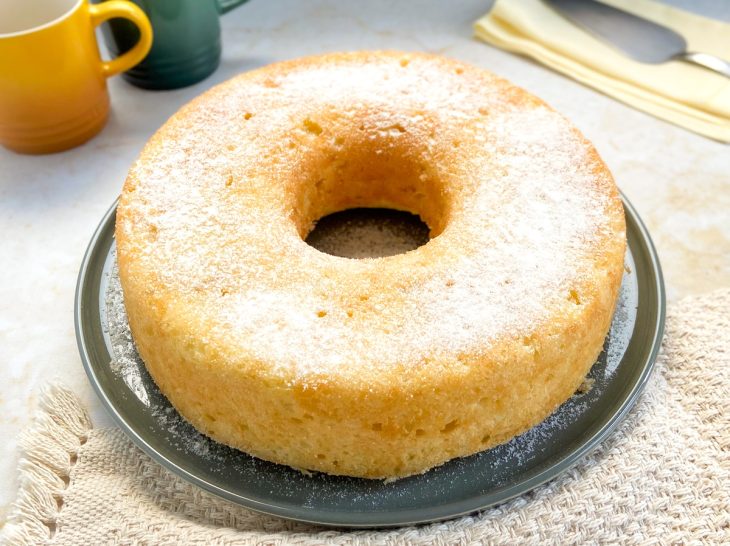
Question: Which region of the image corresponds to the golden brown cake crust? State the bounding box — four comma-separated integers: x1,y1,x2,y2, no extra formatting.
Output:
115,51,626,478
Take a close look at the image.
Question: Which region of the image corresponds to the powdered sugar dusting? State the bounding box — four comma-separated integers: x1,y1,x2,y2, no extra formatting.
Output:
606,255,639,377
116,52,625,382
103,251,151,408
103,251,225,461
305,208,430,259
102,242,635,490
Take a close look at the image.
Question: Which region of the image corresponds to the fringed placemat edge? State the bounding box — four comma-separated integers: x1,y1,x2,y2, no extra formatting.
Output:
2,386,92,546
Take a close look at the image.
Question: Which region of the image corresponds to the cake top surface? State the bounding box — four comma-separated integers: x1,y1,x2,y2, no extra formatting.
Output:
116,51,626,384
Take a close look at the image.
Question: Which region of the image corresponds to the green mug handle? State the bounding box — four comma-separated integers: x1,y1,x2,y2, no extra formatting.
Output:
216,0,250,14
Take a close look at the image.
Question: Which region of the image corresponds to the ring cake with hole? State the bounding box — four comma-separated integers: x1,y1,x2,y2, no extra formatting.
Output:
115,51,626,478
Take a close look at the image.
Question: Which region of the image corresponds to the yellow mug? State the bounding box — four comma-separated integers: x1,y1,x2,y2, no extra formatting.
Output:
0,0,153,154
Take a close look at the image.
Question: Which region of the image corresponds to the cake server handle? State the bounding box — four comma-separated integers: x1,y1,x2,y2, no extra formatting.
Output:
674,52,730,79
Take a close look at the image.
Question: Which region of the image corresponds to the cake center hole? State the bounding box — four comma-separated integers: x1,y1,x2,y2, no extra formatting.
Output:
305,208,430,259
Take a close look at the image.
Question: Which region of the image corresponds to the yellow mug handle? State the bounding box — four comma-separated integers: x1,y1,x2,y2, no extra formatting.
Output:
89,1,153,78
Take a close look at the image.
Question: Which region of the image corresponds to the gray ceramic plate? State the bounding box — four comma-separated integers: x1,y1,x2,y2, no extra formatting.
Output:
76,195,664,528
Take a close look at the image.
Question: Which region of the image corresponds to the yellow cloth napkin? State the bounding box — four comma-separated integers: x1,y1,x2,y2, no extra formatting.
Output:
475,0,730,142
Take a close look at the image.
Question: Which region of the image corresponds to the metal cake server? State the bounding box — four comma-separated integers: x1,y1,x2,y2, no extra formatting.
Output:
546,0,730,78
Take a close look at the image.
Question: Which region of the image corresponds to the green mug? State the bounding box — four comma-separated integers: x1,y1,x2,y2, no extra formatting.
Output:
97,0,248,90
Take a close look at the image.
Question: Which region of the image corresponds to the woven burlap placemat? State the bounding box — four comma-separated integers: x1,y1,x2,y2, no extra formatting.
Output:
3,290,729,545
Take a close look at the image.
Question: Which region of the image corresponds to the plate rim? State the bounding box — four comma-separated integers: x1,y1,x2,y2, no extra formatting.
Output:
75,193,665,528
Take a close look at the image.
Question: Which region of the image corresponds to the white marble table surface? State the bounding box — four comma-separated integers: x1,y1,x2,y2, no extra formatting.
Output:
1,0,728,525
